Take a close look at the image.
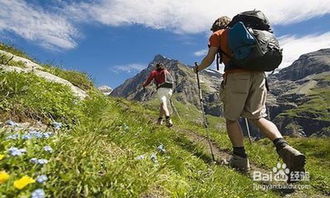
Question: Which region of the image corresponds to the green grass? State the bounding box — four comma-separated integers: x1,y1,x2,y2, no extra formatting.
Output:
0,71,80,123
277,82,330,122
0,53,26,68
177,118,330,196
0,68,276,197
0,92,278,197
42,64,94,91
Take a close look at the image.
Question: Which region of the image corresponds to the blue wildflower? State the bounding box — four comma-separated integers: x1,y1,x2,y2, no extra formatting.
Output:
5,134,19,140
5,120,18,127
22,134,33,140
52,122,62,130
37,159,48,165
36,175,48,183
43,146,53,153
31,189,45,198
29,130,44,139
150,153,158,163
30,158,48,165
157,144,166,153
30,158,38,164
8,147,26,156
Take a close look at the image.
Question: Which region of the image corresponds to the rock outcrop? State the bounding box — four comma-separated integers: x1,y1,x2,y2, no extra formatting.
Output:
0,50,87,99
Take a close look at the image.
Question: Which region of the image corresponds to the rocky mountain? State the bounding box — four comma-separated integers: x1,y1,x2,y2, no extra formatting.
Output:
267,49,330,137
273,49,330,81
98,85,113,96
112,49,330,137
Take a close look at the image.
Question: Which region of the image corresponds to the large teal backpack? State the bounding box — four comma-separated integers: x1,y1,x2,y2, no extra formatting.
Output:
221,10,283,71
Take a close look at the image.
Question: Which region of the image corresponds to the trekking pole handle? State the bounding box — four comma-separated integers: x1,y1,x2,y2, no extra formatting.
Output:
194,62,199,73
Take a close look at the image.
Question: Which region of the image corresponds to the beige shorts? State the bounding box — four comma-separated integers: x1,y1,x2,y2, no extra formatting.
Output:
220,72,267,121
157,88,173,105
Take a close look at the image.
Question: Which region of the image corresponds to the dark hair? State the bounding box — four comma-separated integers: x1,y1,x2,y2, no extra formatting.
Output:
156,63,165,70
210,16,231,32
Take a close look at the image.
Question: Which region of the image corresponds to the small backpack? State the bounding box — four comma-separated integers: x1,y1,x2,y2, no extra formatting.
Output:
220,10,283,71
157,69,174,89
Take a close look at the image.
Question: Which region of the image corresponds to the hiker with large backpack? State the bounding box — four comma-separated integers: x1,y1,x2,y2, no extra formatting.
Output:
142,63,174,127
194,11,306,178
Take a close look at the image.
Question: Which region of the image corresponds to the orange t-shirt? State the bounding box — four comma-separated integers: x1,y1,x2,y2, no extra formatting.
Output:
209,29,248,74
209,29,232,66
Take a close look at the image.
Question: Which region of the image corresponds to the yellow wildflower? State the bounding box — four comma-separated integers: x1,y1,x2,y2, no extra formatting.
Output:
13,176,35,189
0,154,5,160
0,171,10,184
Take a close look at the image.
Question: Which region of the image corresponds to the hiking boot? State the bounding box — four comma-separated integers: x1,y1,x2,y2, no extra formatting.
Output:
165,118,173,128
157,118,163,125
229,154,250,173
277,145,306,182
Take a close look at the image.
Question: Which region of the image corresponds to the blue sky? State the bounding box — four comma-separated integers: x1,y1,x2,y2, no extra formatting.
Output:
1,0,330,88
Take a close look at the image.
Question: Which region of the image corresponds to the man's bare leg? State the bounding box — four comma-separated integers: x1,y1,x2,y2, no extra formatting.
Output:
162,101,173,127
162,101,170,117
157,103,165,125
226,119,244,147
159,103,165,118
249,118,282,141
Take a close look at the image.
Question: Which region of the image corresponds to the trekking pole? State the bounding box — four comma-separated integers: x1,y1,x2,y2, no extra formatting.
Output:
244,118,253,144
169,98,183,124
195,62,216,162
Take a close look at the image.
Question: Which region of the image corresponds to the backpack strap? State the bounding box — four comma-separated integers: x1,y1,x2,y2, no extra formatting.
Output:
216,53,220,71
265,77,270,92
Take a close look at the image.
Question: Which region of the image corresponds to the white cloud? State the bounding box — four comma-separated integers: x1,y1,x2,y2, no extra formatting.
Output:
194,49,208,57
0,0,78,50
66,0,330,34
1,0,330,51
278,32,330,68
113,63,146,73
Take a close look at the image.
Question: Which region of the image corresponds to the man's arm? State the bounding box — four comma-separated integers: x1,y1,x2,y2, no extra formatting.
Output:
142,72,154,87
195,46,219,72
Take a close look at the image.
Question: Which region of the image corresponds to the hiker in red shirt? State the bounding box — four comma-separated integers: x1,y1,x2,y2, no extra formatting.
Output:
195,16,305,175
143,63,174,127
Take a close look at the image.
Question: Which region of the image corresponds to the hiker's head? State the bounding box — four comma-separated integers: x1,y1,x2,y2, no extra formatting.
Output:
210,16,231,32
155,63,165,70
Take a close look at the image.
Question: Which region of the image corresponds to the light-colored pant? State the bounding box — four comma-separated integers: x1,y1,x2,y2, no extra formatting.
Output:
157,88,173,105
220,72,267,121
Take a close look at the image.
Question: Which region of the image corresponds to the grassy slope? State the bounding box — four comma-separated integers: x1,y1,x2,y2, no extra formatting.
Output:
0,89,276,197
145,91,330,196
167,98,330,196
277,74,330,122
0,64,274,197
0,45,329,197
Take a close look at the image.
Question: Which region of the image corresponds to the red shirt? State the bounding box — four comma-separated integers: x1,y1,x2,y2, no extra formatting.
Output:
143,69,170,87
